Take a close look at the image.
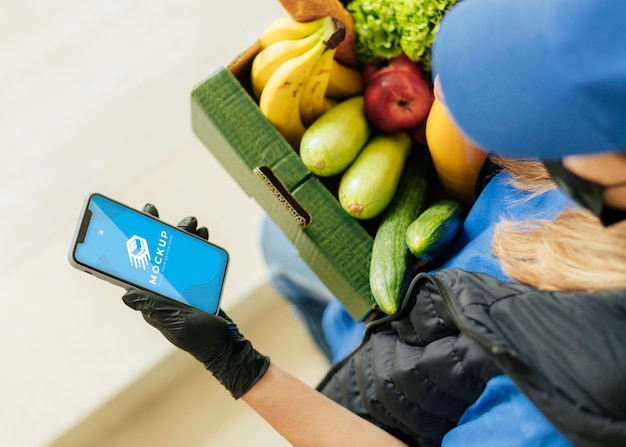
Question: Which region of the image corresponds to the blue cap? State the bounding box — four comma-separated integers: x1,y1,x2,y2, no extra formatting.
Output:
431,0,626,161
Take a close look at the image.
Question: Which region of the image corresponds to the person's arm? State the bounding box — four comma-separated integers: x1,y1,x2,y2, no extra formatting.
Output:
123,288,408,446
123,290,407,446
122,207,408,446
243,363,408,447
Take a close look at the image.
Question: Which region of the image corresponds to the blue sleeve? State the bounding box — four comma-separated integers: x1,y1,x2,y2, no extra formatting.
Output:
321,299,366,363
442,375,575,447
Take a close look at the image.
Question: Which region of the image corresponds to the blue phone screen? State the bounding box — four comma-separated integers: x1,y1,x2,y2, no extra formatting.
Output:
74,194,228,314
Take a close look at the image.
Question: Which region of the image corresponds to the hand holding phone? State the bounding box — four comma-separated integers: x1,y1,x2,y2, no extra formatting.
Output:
122,290,270,398
68,193,229,314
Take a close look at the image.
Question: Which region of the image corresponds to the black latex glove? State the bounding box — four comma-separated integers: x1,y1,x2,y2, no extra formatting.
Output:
142,202,209,240
122,204,270,399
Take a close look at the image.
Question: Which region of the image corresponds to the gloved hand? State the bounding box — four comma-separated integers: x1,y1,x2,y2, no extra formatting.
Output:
122,204,270,399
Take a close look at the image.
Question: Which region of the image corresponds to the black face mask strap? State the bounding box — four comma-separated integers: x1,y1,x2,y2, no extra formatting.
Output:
599,205,626,227
544,161,604,215
544,161,626,226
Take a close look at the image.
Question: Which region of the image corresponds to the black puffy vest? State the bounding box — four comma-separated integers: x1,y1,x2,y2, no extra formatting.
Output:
317,269,626,447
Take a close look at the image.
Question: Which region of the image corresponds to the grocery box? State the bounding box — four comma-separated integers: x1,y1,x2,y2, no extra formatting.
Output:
190,42,375,319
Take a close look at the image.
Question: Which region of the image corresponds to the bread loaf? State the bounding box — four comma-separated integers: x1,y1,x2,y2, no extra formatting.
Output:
277,0,361,68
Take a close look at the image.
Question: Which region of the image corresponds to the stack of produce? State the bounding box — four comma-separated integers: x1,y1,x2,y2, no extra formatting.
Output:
250,0,469,314
251,15,363,149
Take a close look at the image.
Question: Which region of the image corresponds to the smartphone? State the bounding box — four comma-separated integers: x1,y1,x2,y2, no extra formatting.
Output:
68,193,229,314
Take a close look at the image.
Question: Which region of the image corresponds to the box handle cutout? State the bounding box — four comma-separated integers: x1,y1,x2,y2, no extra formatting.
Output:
254,166,311,229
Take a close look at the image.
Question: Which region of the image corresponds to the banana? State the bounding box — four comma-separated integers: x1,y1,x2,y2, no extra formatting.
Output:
299,44,337,126
251,29,322,100
259,16,323,49
326,59,365,99
259,39,327,149
259,17,346,149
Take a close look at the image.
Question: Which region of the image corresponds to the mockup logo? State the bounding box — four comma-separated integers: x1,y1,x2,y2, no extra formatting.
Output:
126,235,150,269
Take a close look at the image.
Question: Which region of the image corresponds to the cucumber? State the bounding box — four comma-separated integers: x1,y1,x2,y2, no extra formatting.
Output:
338,132,412,220
405,199,464,261
369,149,434,314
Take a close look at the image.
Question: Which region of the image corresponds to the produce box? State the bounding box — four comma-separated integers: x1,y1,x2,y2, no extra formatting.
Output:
191,42,375,319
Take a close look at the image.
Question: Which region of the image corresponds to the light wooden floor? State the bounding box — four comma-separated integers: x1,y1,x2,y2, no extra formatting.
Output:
1,1,331,446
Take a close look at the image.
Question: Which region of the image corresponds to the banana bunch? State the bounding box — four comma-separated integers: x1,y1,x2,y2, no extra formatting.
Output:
251,16,364,149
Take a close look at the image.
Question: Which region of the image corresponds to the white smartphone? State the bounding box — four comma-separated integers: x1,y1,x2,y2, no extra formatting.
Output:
68,193,229,314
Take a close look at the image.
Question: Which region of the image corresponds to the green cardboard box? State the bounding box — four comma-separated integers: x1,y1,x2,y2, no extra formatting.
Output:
190,43,375,319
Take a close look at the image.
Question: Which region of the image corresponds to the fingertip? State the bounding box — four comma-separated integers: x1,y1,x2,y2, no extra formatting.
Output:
143,203,159,217
196,226,209,240
122,289,146,309
177,216,198,233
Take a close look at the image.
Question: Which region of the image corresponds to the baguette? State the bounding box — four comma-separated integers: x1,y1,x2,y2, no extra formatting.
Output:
277,0,361,68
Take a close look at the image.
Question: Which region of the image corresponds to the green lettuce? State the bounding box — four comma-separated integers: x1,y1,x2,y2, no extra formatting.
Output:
347,0,459,71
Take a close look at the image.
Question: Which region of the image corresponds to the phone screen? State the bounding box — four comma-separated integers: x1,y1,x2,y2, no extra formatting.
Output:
71,194,228,314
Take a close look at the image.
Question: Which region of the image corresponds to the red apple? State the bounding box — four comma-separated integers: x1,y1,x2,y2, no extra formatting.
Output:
363,68,434,134
362,53,424,86
362,58,386,85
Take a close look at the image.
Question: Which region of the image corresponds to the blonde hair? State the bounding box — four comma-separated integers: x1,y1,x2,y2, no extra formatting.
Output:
489,156,626,291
